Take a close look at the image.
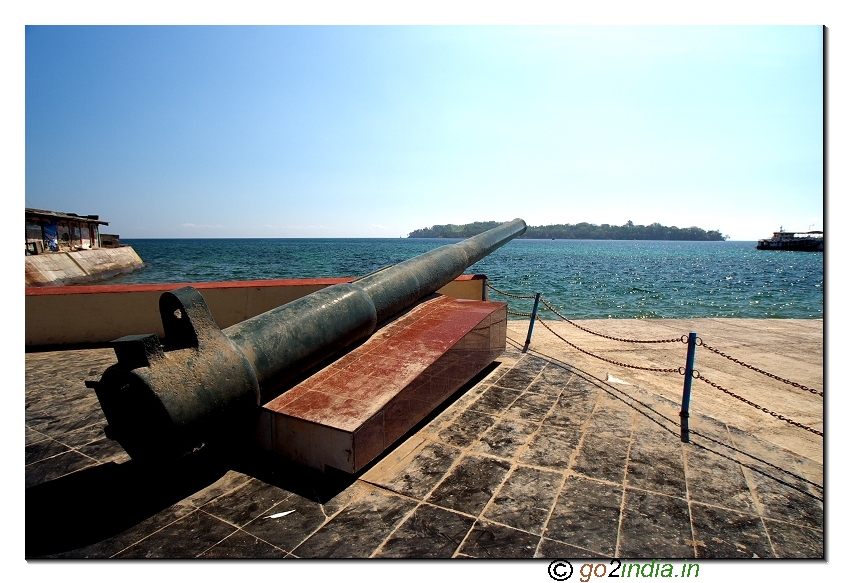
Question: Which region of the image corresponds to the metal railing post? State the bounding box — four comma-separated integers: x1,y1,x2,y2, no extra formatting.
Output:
523,293,541,353
680,331,697,442
482,277,488,301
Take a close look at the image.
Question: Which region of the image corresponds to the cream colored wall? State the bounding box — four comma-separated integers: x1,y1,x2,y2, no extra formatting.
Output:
25,277,485,347
436,278,484,300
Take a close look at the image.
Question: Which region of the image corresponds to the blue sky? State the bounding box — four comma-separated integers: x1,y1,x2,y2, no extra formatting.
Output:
24,25,823,240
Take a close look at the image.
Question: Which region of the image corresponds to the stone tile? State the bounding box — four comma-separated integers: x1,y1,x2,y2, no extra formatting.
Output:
200,478,292,527
688,412,731,443
683,445,757,514
618,489,695,558
319,477,371,517
536,538,610,559
76,438,130,464
198,530,287,558
54,423,108,448
458,519,540,558
728,425,815,474
25,426,49,446
374,503,475,558
437,409,498,448
481,360,511,384
243,492,328,552
27,400,106,437
689,503,773,558
426,454,512,516
292,488,417,558
742,468,823,530
739,453,823,504
518,424,581,470
527,363,573,396
42,500,197,558
468,386,523,416
186,470,254,508
545,476,622,557
473,418,539,460
366,440,462,499
626,422,687,498
566,375,601,395
544,389,598,430
114,510,237,558
494,357,546,390
505,391,558,422
572,433,630,484
585,397,635,440
483,466,562,535
25,438,70,465
792,455,824,490
763,519,823,558
432,383,490,424
25,450,97,489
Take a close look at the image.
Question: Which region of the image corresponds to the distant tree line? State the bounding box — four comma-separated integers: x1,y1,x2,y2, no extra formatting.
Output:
408,220,728,241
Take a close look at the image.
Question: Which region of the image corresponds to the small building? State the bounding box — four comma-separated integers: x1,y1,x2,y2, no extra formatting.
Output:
25,208,116,255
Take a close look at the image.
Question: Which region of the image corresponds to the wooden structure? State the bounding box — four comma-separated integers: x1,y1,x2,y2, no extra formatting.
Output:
25,208,110,254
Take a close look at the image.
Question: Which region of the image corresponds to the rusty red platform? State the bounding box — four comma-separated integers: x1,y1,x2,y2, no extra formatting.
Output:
257,295,507,472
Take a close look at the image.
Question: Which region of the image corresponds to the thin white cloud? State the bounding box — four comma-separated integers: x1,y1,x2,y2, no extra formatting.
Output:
181,223,225,228
264,224,331,230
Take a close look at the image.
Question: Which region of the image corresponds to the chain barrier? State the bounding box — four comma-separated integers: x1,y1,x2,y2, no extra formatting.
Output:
491,277,822,439
507,309,535,318
536,317,681,373
485,281,539,300
516,339,823,494
695,373,823,437
539,298,686,344
698,339,823,398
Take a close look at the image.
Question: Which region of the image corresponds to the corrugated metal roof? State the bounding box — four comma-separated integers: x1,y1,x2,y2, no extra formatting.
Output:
25,208,109,225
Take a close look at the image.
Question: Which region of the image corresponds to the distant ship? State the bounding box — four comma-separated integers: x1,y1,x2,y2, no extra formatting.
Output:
757,228,823,252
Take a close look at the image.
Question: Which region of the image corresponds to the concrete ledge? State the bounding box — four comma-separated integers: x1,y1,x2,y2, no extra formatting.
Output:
25,247,144,286
25,275,487,347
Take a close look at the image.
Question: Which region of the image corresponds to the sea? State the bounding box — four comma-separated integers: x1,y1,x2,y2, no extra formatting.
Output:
108,239,824,320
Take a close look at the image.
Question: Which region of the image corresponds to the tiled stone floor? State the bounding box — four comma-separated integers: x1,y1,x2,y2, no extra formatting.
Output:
25,339,823,559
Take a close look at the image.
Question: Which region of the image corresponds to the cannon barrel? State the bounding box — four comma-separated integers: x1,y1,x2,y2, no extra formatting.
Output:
89,219,526,460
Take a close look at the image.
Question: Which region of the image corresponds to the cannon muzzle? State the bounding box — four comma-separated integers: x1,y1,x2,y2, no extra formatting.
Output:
88,219,526,460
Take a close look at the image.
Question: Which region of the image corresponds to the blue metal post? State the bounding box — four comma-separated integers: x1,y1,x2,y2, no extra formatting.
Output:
523,293,542,353
680,331,697,442
482,276,488,301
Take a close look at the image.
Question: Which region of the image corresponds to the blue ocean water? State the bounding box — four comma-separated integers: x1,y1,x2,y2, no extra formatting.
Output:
111,238,823,320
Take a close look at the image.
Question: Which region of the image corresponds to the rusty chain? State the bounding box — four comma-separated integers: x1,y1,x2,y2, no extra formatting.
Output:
493,278,821,439
695,373,823,437
539,298,685,344
698,339,823,398
507,309,534,318
537,317,680,373
485,281,538,300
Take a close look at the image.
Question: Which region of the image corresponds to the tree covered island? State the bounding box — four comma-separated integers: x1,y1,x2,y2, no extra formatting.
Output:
408,221,728,241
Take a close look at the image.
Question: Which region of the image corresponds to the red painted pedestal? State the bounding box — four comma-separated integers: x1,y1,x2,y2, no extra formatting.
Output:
257,296,507,473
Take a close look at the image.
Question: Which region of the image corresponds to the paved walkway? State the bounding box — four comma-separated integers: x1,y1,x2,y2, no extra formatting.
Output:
25,319,823,559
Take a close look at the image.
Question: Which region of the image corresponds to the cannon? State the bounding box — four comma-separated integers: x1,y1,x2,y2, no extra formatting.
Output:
87,219,527,461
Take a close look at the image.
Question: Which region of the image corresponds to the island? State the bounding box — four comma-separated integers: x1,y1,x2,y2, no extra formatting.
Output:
408,221,728,241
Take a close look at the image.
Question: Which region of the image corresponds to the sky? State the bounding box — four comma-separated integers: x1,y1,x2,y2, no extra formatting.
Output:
23,24,824,240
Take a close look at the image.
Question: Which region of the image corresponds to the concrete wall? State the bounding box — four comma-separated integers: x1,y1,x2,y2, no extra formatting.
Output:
25,246,144,286
25,275,486,347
